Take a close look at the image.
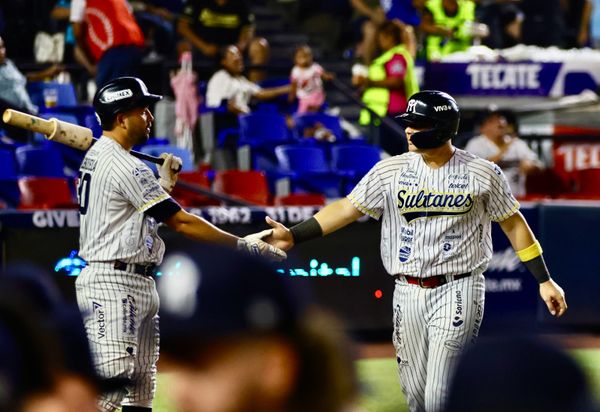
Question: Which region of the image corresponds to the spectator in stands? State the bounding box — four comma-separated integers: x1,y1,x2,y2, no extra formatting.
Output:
592,0,600,48
520,0,565,47
349,0,419,64
477,1,524,49
288,44,334,114
445,336,598,412
158,243,360,412
465,110,542,198
562,0,592,48
177,0,269,83
353,21,418,154
205,45,290,115
295,0,353,59
130,0,184,59
70,0,146,88
0,35,63,142
421,0,487,61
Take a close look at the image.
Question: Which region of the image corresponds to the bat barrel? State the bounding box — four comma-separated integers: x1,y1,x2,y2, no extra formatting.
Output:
2,109,55,135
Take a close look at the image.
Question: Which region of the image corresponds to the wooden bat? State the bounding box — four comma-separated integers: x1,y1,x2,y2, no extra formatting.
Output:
2,108,170,168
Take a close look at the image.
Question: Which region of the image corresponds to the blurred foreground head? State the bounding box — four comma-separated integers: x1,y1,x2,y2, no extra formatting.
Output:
158,244,359,412
445,336,598,412
0,263,125,412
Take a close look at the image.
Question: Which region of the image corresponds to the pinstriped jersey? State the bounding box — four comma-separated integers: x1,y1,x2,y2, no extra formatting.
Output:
77,136,169,264
348,148,518,277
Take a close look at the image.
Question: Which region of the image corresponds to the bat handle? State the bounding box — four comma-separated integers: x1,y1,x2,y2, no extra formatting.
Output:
130,149,183,173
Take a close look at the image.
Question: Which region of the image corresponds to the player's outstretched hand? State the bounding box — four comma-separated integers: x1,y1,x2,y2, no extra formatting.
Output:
158,153,182,192
237,229,287,262
264,216,294,251
539,279,567,317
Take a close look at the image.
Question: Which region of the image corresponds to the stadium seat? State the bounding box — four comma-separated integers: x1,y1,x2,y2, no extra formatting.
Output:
577,168,600,198
138,144,195,173
292,112,345,142
213,170,271,205
18,176,77,209
27,81,78,108
0,149,17,179
331,143,381,178
237,112,293,147
274,144,342,198
171,171,221,207
274,192,326,206
15,145,66,177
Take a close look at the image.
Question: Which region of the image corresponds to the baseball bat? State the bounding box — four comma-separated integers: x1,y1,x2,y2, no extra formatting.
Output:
2,109,175,169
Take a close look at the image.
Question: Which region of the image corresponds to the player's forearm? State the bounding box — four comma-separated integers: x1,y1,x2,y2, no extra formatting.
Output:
313,198,363,235
177,20,215,55
499,211,536,251
166,210,239,247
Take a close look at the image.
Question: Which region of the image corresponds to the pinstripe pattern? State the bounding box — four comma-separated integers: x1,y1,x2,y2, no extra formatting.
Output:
76,136,168,411
76,265,160,410
348,148,517,412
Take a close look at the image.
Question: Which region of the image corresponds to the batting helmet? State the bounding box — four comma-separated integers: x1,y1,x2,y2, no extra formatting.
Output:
93,77,162,130
396,90,460,149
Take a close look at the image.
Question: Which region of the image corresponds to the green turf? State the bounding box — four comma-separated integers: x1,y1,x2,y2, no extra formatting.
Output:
149,348,600,412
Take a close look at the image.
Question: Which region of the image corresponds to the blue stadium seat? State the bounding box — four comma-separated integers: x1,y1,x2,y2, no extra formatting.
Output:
331,143,381,178
15,145,66,177
0,149,19,207
331,143,381,194
274,144,342,198
0,149,17,179
27,81,78,108
138,144,195,173
238,112,292,147
292,112,344,142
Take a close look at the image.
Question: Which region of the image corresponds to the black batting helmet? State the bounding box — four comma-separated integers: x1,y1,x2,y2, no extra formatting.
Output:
93,77,162,130
396,90,460,149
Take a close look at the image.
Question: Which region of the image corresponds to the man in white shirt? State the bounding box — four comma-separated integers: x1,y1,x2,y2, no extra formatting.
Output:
205,45,289,114
465,110,542,198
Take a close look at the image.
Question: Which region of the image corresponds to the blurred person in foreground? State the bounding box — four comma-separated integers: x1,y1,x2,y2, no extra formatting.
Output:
445,336,598,412
0,263,124,412
157,243,360,412
465,110,542,198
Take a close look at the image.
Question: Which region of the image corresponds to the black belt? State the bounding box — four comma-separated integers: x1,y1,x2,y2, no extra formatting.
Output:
114,260,157,277
396,272,471,288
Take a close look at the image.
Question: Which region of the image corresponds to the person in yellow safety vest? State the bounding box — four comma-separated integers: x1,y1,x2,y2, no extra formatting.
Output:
354,21,419,128
422,0,478,61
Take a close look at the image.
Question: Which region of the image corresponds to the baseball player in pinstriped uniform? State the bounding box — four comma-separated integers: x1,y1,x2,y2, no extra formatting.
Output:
76,77,286,412
265,90,567,412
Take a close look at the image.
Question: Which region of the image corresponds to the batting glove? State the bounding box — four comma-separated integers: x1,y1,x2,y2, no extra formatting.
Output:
237,229,287,262
158,153,183,192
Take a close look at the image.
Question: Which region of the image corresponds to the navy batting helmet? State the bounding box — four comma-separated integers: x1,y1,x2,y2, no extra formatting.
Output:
396,90,460,149
93,77,162,130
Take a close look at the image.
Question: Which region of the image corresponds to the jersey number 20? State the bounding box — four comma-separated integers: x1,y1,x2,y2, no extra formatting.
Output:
78,172,92,215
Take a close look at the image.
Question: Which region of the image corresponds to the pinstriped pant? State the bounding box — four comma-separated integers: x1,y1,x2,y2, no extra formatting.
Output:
392,273,485,412
76,265,160,412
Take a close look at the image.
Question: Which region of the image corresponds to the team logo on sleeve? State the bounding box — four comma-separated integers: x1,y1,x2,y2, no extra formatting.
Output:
397,189,475,222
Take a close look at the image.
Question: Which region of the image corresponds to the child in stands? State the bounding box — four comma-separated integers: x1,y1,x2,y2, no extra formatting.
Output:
289,44,334,114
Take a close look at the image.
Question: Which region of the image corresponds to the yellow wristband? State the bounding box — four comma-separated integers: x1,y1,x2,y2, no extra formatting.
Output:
516,240,543,262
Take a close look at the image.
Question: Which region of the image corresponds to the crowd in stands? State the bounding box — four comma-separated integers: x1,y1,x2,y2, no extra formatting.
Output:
0,0,599,209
